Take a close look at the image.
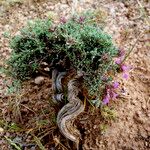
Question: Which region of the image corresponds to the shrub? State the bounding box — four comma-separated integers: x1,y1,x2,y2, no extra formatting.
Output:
7,15,118,101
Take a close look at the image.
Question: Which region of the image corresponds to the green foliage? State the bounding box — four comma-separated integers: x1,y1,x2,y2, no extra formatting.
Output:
5,136,21,150
8,19,52,79
99,123,108,134
6,80,21,94
101,106,116,120
7,15,118,98
33,135,46,150
8,122,21,132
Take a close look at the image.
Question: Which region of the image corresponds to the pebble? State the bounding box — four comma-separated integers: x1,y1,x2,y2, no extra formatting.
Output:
60,0,67,4
46,5,55,11
59,4,69,11
41,62,48,66
34,76,45,85
93,125,97,129
44,67,50,72
0,127,4,133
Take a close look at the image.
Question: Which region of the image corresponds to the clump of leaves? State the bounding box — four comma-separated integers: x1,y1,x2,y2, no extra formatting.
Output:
101,106,116,120
7,14,118,102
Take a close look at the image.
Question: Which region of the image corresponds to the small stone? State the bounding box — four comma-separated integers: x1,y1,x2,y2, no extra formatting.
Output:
129,134,132,139
58,4,69,12
44,67,50,71
93,125,97,129
30,5,35,10
0,127,4,133
87,130,90,133
47,5,55,11
34,76,44,85
60,0,66,4
41,62,48,66
145,141,148,147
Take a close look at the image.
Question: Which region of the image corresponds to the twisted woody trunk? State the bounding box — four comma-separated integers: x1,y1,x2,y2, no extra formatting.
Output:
52,70,84,149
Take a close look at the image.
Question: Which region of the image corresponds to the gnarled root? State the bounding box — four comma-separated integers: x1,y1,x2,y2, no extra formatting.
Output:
52,69,66,103
57,73,84,148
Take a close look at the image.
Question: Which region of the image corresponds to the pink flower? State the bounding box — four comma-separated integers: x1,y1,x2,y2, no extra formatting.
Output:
78,16,85,24
103,94,110,105
103,82,119,104
118,48,125,57
112,92,118,99
113,81,119,89
123,73,129,79
115,58,122,65
60,17,67,24
121,64,131,79
121,64,129,72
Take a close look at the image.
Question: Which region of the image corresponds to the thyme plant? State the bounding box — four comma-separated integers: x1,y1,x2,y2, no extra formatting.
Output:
7,15,119,103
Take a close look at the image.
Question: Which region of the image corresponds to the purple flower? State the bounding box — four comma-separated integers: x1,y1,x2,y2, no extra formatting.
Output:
112,92,118,99
115,57,123,65
78,16,85,24
123,73,129,79
113,81,119,89
60,17,67,24
121,64,129,72
103,95,110,105
118,48,125,57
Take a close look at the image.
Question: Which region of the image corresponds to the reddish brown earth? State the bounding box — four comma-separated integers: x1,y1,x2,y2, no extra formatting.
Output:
0,0,149,150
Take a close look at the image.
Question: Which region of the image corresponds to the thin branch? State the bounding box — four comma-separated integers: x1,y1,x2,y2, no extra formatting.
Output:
136,0,150,26
121,33,143,63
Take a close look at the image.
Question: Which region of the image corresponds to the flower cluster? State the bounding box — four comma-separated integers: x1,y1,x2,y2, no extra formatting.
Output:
103,81,119,104
60,17,67,24
60,16,85,24
115,48,131,79
103,48,131,105
115,48,125,65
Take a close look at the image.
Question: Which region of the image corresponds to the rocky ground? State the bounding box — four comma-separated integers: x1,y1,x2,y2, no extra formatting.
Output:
0,0,150,150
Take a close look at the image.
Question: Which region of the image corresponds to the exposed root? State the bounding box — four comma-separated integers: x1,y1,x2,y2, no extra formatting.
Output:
52,69,85,148
57,73,84,149
52,69,66,103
